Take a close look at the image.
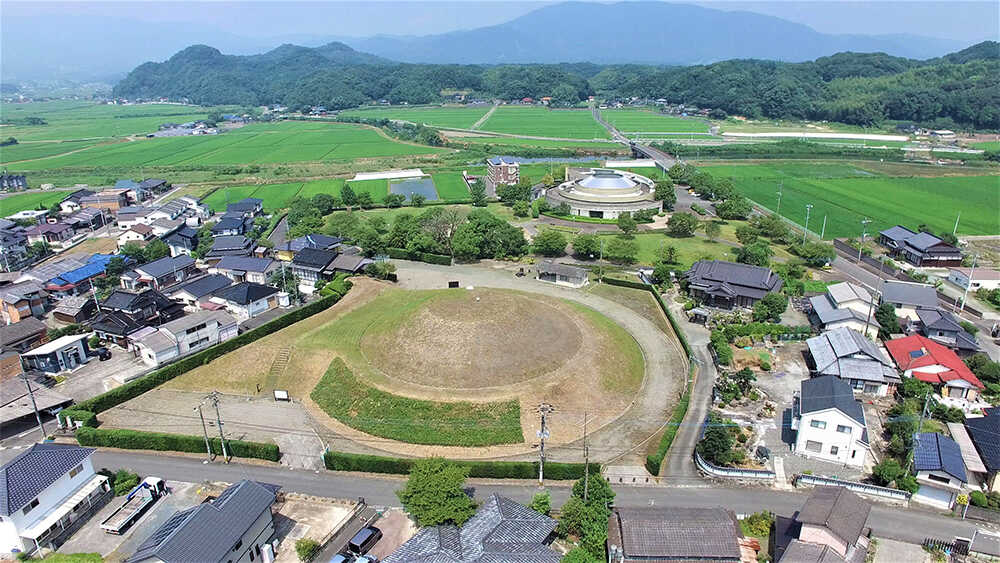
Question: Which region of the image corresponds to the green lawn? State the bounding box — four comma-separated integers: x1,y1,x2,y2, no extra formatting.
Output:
602,109,710,133
479,107,610,139
337,106,492,129
604,232,739,268
345,178,389,202
0,190,73,215
431,172,471,200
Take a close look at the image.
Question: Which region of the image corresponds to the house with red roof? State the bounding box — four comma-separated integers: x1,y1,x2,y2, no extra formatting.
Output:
885,335,984,406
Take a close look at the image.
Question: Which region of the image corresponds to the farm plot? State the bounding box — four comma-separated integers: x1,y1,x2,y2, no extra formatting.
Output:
699,161,880,180
429,173,470,200
0,100,221,141
389,177,438,201
297,178,346,199
602,109,710,134
0,140,106,164
337,106,492,129
0,190,73,215
344,178,388,202
479,107,610,139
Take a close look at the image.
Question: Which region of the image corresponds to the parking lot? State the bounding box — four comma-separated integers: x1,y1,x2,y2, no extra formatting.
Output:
57,348,148,402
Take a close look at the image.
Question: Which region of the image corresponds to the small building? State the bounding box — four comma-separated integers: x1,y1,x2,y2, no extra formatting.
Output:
947,267,1000,292
138,178,169,193
163,226,200,257
879,280,937,322
41,253,124,297
275,234,343,262
0,174,28,191
121,255,199,291
0,444,111,555
911,432,967,509
384,493,560,562
59,189,96,214
607,506,756,563
19,334,91,373
115,206,153,229
209,282,280,321
0,317,49,353
792,376,870,468
125,480,278,563
63,208,108,232
213,256,277,285
809,282,876,337
485,156,520,193
684,260,783,309
805,328,899,396
210,213,253,237
117,224,154,247
290,248,338,288
225,198,264,218
964,413,1000,492
25,223,74,247
885,334,985,406
536,260,588,288
327,253,373,275
80,190,128,212
132,310,237,368
166,274,233,309
90,288,185,347
0,281,48,324
204,235,255,261
877,226,962,267
913,308,979,355
52,295,98,324
776,486,871,563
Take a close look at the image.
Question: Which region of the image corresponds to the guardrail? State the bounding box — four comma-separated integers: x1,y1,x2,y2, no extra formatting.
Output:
694,451,776,481
793,473,911,502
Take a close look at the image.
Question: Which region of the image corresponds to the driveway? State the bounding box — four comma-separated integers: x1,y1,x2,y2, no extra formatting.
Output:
57,351,147,400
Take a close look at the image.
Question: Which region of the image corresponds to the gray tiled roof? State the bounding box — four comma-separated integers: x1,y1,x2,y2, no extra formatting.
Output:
537,259,587,280
126,480,278,563
0,317,48,349
135,255,196,279
292,248,338,269
796,486,871,547
0,443,95,515
215,256,274,273
383,494,559,563
213,282,277,305
810,295,869,325
913,432,966,483
880,281,937,308
685,260,782,300
799,376,866,426
780,539,847,563
608,506,741,560
167,274,232,299
879,225,916,242
806,328,896,383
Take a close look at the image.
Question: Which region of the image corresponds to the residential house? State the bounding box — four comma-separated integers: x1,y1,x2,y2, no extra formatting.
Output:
204,236,255,261
149,217,184,238
792,376,870,468
19,334,91,373
885,334,985,407
225,198,263,218
0,317,48,352
878,225,962,267
948,267,1000,292
209,282,279,321
274,234,342,261
963,412,1000,492
132,310,237,368
911,432,968,509
165,275,232,309
809,282,877,337
62,208,107,233
879,280,937,322
38,253,124,297
52,295,98,324
805,328,899,396
684,260,783,309
25,223,74,248
125,480,279,563
115,180,150,203
912,308,980,355
536,260,588,288
1,350,23,382
289,248,337,288
213,257,277,285
1,281,48,324
776,486,871,563
58,189,95,214
210,213,253,237
607,507,757,563
117,224,154,247
0,174,28,190
120,255,199,291
175,196,212,219
147,201,185,222
79,190,128,212
138,178,169,193
90,288,184,347
0,223,28,271
163,226,200,257
328,253,373,275
115,206,153,229
0,444,111,555
384,494,560,563
5,210,48,225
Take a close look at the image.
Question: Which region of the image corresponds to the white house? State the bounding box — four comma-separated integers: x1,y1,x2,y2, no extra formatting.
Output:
117,224,154,247
911,432,968,509
948,267,1000,292
792,376,871,468
208,282,280,321
18,334,91,374
0,444,111,555
212,256,278,285
132,310,237,367
808,282,878,338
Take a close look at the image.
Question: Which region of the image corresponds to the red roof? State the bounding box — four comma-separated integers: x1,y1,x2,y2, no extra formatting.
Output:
886,335,983,389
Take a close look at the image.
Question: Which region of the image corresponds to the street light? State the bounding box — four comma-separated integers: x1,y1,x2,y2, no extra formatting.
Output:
858,218,872,263
803,204,813,245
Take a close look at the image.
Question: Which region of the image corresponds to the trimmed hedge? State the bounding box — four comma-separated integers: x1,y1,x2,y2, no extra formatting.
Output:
73,292,344,415
645,362,694,475
386,247,452,266
710,330,733,365
323,451,599,480
76,427,280,462
57,409,97,428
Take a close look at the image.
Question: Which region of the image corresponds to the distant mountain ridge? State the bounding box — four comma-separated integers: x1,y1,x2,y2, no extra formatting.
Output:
344,1,965,64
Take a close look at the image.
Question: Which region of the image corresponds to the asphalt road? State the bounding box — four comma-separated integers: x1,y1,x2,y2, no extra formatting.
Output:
92,451,986,546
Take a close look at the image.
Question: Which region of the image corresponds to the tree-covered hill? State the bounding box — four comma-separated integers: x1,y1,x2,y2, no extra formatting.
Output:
113,40,1000,129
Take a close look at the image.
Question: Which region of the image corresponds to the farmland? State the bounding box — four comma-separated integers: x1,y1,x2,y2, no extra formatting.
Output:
337,106,492,129
0,140,107,164
478,107,610,139
0,100,223,141
445,135,624,150
0,190,72,215
601,109,710,134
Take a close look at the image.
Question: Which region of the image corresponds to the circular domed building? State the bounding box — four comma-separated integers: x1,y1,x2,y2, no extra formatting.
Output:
544,168,662,220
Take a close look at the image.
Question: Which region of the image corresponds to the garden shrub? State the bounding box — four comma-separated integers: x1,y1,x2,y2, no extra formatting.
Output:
387,247,452,265
76,427,280,461
322,451,598,480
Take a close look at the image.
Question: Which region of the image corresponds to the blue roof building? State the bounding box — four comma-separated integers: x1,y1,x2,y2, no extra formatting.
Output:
912,432,967,509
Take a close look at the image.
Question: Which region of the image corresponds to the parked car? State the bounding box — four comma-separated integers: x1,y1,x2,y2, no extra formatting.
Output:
348,526,382,555
329,553,354,563
90,346,112,361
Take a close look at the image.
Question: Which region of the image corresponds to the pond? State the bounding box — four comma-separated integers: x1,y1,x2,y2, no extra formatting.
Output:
389,177,438,201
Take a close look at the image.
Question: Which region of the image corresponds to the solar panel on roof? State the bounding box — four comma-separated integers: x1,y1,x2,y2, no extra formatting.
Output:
910,350,925,358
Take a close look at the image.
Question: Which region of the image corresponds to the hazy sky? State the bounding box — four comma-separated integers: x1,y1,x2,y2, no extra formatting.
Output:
4,0,997,42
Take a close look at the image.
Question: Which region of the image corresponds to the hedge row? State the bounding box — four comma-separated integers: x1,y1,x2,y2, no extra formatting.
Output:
323,451,600,480
76,427,280,462
386,247,452,266
645,362,694,475
601,277,692,356
710,330,733,366
720,322,812,342
57,409,97,428
72,292,345,416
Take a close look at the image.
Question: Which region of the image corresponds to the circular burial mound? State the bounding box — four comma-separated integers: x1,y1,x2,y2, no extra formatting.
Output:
360,289,585,389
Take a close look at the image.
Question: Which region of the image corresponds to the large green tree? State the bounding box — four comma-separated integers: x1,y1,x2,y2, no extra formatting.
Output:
396,458,476,526
533,229,568,256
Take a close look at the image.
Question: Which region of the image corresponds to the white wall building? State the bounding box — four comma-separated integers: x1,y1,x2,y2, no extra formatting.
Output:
792,376,871,468
132,310,238,368
948,267,1000,292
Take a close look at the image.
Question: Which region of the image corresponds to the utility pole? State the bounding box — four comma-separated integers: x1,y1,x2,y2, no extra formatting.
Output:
960,253,978,312
820,215,827,240
953,211,961,235
803,204,813,245
917,392,932,434
858,218,872,263
536,403,553,486
209,392,229,462
20,373,45,437
775,183,782,216
863,285,881,339
195,404,212,462
583,412,590,502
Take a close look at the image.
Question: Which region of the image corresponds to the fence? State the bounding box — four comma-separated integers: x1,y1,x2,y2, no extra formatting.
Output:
793,474,911,502
960,504,1000,525
923,537,969,556
694,451,776,481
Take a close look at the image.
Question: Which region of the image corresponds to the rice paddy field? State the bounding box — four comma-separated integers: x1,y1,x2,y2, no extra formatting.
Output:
601,109,710,134
0,100,223,141
478,107,610,139
337,106,492,129
446,135,624,150
969,141,1000,151
0,190,73,215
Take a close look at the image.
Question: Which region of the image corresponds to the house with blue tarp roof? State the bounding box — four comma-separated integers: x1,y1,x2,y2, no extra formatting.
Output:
44,254,130,297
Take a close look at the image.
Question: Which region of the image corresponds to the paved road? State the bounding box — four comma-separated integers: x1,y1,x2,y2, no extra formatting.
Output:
663,315,714,481
91,450,986,546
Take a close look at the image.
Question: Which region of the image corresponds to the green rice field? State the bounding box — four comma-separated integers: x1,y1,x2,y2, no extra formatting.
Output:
601,109,710,133
0,140,110,164
700,162,879,180
337,106,491,129
0,190,73,216
0,100,224,141
447,135,624,150
430,173,471,200
479,107,610,139
970,141,1000,151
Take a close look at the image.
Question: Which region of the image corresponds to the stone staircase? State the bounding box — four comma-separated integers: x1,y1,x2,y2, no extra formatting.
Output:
263,346,291,392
